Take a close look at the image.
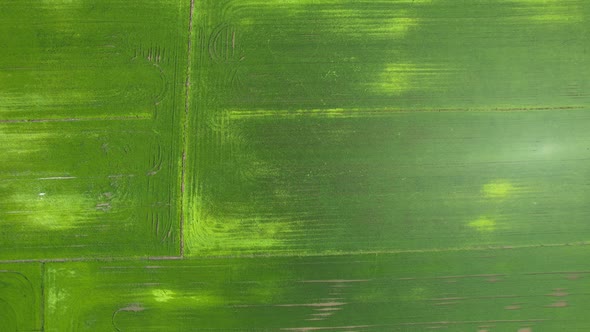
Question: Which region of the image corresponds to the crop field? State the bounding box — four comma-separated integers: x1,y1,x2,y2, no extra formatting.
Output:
1,0,590,331
0,0,189,259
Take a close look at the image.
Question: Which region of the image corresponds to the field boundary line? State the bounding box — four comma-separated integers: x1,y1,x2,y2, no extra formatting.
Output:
1,241,588,264
179,0,197,258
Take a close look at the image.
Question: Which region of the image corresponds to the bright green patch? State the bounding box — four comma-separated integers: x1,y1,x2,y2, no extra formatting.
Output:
151,289,175,303
468,217,496,232
482,180,514,199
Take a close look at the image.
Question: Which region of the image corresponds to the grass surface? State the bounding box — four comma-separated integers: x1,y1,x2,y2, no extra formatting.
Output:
1,0,590,330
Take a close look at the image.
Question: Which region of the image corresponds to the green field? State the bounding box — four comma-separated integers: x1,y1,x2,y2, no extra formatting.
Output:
185,0,590,256
0,0,188,259
2,0,590,330
40,247,590,331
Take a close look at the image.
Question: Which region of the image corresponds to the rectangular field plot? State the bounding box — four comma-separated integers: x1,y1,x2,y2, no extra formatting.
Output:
45,247,590,331
0,263,43,332
186,109,590,255
0,1,187,121
188,0,590,112
0,0,189,259
185,0,590,256
0,120,179,259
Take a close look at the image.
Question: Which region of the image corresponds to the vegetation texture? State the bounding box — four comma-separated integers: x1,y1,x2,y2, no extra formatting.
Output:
1,0,589,331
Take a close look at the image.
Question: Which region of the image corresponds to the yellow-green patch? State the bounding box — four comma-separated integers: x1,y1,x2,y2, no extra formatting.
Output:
468,217,496,232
